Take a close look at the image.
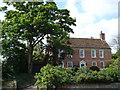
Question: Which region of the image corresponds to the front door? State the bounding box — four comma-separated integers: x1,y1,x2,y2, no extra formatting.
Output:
81,63,85,67
80,60,86,68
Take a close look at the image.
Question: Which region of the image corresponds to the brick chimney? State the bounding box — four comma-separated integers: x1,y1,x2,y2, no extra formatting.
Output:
100,31,105,40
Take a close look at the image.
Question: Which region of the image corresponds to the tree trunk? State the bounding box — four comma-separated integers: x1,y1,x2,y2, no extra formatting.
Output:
52,47,58,66
28,42,33,74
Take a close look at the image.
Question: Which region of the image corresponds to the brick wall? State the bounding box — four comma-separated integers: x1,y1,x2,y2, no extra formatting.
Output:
64,48,111,68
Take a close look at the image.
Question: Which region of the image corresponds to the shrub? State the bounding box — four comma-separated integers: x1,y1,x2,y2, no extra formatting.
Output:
34,65,120,88
75,66,89,76
90,66,100,71
102,68,120,82
97,70,113,83
2,61,15,81
85,71,99,83
76,73,86,83
34,64,72,89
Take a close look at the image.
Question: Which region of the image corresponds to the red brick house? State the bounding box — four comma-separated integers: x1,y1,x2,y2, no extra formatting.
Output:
62,31,111,69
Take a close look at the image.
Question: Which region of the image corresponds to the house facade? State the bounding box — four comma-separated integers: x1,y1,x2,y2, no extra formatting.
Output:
62,31,111,69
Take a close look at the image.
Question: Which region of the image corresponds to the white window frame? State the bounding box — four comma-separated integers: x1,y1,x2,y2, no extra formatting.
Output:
79,60,86,68
91,49,96,58
99,50,104,58
67,54,73,58
92,61,97,66
100,61,104,69
67,61,73,67
58,49,61,58
80,49,85,58
58,50,64,58
61,61,64,67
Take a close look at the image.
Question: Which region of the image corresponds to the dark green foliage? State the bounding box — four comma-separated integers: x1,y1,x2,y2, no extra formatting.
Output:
116,49,120,57
110,58,120,69
112,53,118,59
14,73,35,88
102,68,120,82
34,65,120,89
72,65,79,74
90,66,100,71
1,1,76,74
1,39,28,73
46,36,74,66
2,61,15,80
75,68,120,84
34,64,72,89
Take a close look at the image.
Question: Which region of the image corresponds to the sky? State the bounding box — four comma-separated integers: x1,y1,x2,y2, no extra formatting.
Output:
0,0,119,53
55,0,119,53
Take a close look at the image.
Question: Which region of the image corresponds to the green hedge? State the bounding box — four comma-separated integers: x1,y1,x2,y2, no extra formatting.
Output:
34,64,120,89
34,64,73,89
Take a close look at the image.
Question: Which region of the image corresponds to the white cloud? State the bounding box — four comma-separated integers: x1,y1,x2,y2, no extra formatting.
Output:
65,0,118,53
81,0,118,18
65,0,78,16
0,0,119,53
70,18,118,41
0,12,5,21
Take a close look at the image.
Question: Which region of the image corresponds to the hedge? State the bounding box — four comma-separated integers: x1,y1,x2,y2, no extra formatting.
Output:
34,64,120,89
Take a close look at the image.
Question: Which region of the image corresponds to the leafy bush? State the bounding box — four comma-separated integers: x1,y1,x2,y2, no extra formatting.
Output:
34,65,120,88
2,61,15,81
90,66,100,71
34,64,72,89
102,68,120,82
75,66,89,76
75,67,120,84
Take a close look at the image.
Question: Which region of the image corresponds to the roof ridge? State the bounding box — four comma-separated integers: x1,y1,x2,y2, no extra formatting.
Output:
69,38,110,49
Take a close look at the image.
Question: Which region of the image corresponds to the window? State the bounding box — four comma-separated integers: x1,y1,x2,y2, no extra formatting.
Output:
99,50,104,58
67,54,73,58
80,49,85,58
100,61,104,69
92,61,97,66
59,61,64,67
67,61,73,67
58,49,64,58
91,49,96,58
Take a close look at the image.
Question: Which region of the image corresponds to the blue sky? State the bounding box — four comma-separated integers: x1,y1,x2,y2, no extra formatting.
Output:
0,0,119,53
55,0,119,53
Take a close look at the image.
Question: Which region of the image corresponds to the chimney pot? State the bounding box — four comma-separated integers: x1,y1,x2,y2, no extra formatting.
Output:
100,31,105,40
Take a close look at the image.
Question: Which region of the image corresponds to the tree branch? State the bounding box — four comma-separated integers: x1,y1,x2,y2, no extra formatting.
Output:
33,34,45,47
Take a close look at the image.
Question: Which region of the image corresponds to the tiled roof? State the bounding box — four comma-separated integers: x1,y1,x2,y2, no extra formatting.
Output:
69,38,111,49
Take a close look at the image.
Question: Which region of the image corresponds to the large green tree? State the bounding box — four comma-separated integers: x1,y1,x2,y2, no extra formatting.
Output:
1,1,76,73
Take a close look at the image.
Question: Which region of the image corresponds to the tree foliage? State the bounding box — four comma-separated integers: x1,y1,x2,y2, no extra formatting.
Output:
90,66,100,71
45,33,73,66
35,64,72,89
35,65,120,89
1,1,76,73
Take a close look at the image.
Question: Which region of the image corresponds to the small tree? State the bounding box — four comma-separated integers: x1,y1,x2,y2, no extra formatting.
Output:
46,34,73,66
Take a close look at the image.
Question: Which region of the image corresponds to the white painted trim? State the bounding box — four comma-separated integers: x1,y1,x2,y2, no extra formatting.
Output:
99,50,104,58
100,61,105,69
67,61,73,67
92,61,97,66
79,60,86,68
58,61,64,67
91,49,96,58
80,49,85,58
